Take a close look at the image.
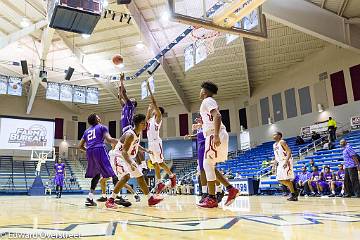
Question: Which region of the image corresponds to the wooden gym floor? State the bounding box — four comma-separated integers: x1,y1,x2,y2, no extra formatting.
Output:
0,195,359,239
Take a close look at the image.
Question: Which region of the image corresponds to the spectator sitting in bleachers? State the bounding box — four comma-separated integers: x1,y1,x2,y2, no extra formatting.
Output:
308,166,321,196
318,166,334,196
306,159,317,173
323,138,334,150
234,173,242,179
295,165,311,196
69,175,76,186
261,160,270,169
311,131,321,141
296,136,305,145
225,169,234,179
329,164,345,197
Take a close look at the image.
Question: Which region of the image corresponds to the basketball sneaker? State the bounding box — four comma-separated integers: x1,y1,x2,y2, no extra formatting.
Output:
197,196,218,208
156,182,166,194
97,196,107,202
105,198,117,209
85,198,97,207
287,193,298,201
216,191,225,203
199,193,208,204
148,195,164,206
224,187,240,206
170,175,176,188
134,194,141,202
115,196,132,207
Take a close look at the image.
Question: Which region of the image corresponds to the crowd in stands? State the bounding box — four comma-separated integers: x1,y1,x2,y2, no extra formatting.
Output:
293,138,360,198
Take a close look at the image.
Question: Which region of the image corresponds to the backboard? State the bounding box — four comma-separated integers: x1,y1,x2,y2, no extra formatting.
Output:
31,148,56,162
168,0,268,41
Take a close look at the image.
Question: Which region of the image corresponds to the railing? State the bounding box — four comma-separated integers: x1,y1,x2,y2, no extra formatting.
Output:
298,136,329,158
256,165,272,179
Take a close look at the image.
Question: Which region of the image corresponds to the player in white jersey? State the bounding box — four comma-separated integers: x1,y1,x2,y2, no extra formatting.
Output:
145,81,176,193
96,142,140,204
272,132,298,201
197,81,239,208
105,114,164,208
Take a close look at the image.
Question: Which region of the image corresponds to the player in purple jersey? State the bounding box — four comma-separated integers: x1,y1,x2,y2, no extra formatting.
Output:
54,158,66,198
318,166,334,195
308,166,321,196
329,164,345,197
78,113,119,207
185,117,225,204
118,73,137,132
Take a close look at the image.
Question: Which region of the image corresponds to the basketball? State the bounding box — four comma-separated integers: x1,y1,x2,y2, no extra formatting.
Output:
112,54,123,65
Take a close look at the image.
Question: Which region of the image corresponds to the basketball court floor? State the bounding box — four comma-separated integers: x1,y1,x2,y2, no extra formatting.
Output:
1,195,359,239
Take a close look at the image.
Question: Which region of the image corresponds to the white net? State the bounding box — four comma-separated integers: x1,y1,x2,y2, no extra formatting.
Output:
191,27,221,54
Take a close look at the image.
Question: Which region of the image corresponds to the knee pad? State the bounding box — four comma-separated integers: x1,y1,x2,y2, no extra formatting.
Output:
203,158,216,181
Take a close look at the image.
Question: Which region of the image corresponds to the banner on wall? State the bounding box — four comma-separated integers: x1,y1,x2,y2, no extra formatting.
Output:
240,131,251,151
0,117,54,150
300,122,328,138
351,116,360,129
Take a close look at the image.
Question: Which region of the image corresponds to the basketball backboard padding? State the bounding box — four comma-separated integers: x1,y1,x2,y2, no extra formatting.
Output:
168,0,268,41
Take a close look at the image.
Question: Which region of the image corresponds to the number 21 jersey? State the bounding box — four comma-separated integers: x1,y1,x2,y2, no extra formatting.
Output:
82,124,108,149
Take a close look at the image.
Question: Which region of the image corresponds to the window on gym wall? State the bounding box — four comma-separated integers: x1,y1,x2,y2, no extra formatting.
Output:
284,88,297,118
350,64,360,101
109,121,116,138
220,109,231,132
298,86,312,115
77,122,86,140
330,70,348,106
260,97,270,125
179,114,189,136
238,108,248,129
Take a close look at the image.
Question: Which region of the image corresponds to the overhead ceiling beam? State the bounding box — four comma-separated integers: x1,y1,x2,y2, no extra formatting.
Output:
239,38,251,97
321,0,326,8
27,26,55,114
57,32,119,101
263,0,360,53
127,2,190,112
338,0,349,17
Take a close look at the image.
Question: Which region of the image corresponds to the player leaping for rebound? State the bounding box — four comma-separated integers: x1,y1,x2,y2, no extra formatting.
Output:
198,81,239,208
105,114,164,208
145,80,176,193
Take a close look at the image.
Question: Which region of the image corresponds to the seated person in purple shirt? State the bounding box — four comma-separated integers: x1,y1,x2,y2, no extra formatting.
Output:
295,165,311,196
318,166,334,195
329,164,345,197
308,166,321,196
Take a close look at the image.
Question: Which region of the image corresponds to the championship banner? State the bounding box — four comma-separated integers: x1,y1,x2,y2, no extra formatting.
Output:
351,116,360,129
300,122,328,138
0,117,54,150
141,76,155,100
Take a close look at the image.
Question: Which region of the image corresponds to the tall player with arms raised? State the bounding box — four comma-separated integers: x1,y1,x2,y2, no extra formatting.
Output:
78,113,119,207
105,114,164,208
145,81,176,193
272,132,298,201
118,73,137,132
198,81,239,208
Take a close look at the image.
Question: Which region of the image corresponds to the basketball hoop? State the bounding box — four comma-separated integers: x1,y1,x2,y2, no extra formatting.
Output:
191,26,221,54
